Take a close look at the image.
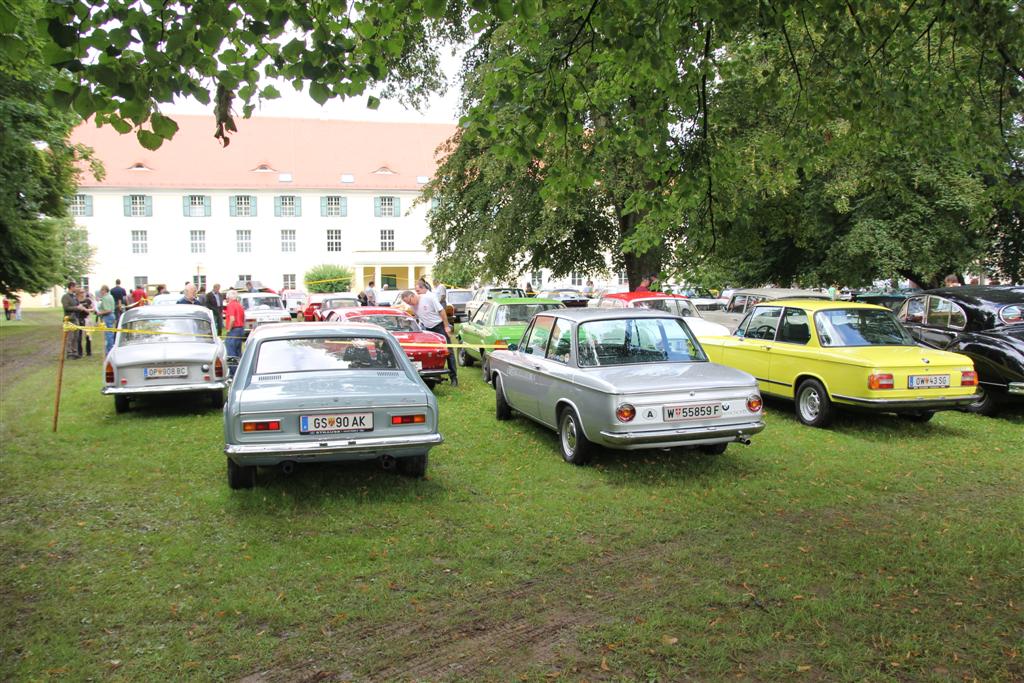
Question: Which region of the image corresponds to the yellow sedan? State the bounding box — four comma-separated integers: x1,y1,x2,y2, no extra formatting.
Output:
699,299,978,427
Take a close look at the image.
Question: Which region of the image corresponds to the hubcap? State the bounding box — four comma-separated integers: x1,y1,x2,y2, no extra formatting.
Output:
800,387,820,420
562,416,577,454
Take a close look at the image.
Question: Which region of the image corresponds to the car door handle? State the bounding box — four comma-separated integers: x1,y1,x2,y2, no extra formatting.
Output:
531,364,541,370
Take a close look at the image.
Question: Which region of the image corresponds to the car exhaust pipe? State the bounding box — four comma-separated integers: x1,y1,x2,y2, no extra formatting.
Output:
281,461,296,475
380,454,397,471
737,436,751,446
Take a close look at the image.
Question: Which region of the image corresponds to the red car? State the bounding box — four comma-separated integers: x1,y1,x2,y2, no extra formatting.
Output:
328,307,451,387
301,292,359,321
594,291,731,337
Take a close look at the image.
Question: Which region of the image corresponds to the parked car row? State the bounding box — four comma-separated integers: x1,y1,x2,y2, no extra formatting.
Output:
99,285,1020,490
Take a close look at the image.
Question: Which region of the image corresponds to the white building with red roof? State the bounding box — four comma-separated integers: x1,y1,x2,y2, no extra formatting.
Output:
69,115,456,294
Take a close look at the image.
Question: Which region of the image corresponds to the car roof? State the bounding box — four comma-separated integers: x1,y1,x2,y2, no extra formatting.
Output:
123,304,212,321
749,299,888,311
731,287,827,299
239,291,281,298
534,308,687,323
340,307,411,317
918,285,1024,306
604,292,685,301
485,297,561,305
247,321,389,341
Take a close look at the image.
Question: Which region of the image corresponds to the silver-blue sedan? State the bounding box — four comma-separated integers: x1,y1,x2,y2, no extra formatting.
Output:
486,309,765,464
223,322,443,489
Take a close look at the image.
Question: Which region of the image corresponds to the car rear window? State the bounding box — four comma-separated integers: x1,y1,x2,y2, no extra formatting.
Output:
577,318,706,367
121,318,214,345
487,289,524,299
242,295,284,310
494,303,562,325
447,291,473,303
254,337,400,374
814,309,915,347
348,315,420,332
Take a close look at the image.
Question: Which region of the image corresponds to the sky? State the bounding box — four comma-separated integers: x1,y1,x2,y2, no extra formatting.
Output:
164,51,464,124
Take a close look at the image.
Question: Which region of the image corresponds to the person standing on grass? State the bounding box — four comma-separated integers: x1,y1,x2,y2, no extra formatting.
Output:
3,297,10,321
223,290,246,361
401,283,457,387
177,283,201,305
75,286,94,357
110,279,127,317
364,280,377,306
97,285,116,355
205,283,224,335
61,282,85,359
13,296,21,321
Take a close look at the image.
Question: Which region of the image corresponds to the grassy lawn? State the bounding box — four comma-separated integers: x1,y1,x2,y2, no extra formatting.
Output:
1,309,1021,681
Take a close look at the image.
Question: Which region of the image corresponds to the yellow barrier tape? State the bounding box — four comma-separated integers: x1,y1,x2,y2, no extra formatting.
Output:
303,276,353,286
61,322,508,349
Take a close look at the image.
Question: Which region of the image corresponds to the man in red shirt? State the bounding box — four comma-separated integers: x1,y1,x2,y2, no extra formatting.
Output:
634,276,650,292
223,289,246,362
128,284,146,308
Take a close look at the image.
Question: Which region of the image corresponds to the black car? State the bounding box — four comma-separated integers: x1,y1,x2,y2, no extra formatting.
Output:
897,286,1024,415
853,288,919,312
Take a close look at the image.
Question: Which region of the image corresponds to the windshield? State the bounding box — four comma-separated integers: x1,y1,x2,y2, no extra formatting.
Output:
242,295,284,311
696,302,726,312
348,315,420,332
121,317,214,345
814,309,915,347
254,336,400,374
487,288,525,299
577,318,706,367
447,291,473,303
494,303,562,325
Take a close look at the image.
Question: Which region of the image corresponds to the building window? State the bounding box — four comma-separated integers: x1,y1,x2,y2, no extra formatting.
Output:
184,194,210,217
570,273,584,287
131,230,148,254
283,274,296,290
374,196,400,217
193,274,207,290
326,229,343,252
322,196,347,217
190,230,206,254
618,270,628,285
133,276,148,289
70,194,92,217
275,195,301,217
237,274,252,283
380,228,395,252
231,195,255,217
126,194,151,217
236,229,252,253
281,229,296,253
79,276,90,293
531,270,543,287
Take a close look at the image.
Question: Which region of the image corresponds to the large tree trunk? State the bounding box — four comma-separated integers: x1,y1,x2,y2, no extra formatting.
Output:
619,211,664,290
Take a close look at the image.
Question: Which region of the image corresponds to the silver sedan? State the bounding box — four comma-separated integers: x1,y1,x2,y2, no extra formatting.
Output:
486,309,765,464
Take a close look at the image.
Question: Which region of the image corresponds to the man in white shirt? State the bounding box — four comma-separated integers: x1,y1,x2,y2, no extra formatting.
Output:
432,278,447,307
401,283,457,387
364,280,377,306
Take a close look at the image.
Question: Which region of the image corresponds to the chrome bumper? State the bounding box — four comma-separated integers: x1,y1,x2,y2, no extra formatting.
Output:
599,419,765,450
831,392,978,410
102,381,228,396
419,369,450,379
225,432,443,464
1008,382,1024,396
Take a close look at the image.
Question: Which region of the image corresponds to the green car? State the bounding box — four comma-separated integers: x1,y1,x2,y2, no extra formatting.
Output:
456,297,564,380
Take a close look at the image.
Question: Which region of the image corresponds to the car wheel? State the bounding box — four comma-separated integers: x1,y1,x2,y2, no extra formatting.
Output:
227,458,255,489
700,442,728,455
114,395,130,414
795,379,833,427
558,408,593,466
208,389,224,408
495,376,512,421
481,353,490,384
963,385,1001,416
903,410,935,423
397,454,428,478
458,347,475,367
424,379,438,390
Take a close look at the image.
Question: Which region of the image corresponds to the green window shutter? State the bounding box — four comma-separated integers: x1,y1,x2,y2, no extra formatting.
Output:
294,196,302,217
144,196,153,217
250,196,257,216
393,197,400,216
204,195,212,217
320,196,328,217
123,196,131,216
84,195,93,217
182,195,190,216
274,196,282,217
374,196,382,217
229,196,237,217
340,197,347,217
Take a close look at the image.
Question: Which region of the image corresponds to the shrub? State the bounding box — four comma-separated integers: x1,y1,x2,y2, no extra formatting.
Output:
304,264,353,293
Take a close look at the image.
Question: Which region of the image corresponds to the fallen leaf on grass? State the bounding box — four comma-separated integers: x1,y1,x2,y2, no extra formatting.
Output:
108,660,122,669
600,657,610,671
797,665,811,672
662,635,678,645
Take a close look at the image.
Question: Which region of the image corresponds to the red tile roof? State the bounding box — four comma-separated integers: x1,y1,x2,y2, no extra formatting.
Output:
71,115,457,191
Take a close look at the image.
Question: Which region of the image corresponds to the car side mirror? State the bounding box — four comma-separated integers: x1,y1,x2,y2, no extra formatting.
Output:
507,343,518,351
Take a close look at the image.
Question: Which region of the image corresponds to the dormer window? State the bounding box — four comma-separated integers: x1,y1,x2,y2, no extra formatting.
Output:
373,166,396,175
128,162,150,171
252,163,276,173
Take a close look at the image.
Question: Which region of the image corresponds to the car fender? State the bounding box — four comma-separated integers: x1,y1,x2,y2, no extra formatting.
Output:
791,372,832,400
552,397,593,441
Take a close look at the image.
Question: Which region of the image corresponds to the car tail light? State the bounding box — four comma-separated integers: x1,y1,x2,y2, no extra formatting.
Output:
494,339,508,348
961,370,978,386
616,404,636,422
281,315,290,321
105,363,114,383
868,373,894,390
243,420,281,432
746,395,763,412
214,357,224,378
392,414,426,425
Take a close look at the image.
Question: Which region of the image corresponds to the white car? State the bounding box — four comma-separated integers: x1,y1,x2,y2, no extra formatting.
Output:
280,289,307,318
102,304,229,413
238,292,291,332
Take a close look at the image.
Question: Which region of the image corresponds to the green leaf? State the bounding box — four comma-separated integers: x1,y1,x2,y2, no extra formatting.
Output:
150,113,179,139
494,0,514,20
262,84,281,99
136,129,164,150
309,81,330,105
47,18,77,48
367,95,380,110
423,0,446,19
109,116,132,134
